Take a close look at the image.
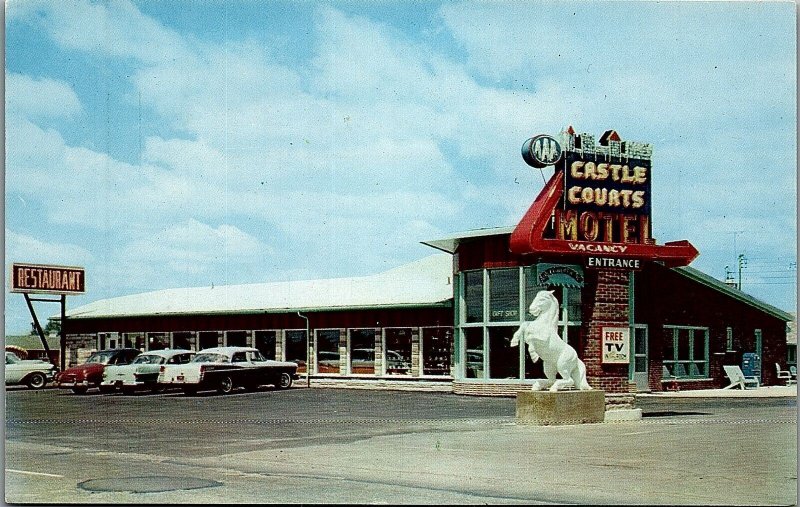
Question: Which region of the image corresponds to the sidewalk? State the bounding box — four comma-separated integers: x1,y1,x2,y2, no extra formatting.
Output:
638,384,798,398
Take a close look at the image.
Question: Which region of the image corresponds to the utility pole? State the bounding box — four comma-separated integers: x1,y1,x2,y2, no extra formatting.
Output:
737,254,748,290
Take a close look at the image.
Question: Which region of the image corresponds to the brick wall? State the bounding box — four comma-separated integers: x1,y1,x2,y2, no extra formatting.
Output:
581,270,634,394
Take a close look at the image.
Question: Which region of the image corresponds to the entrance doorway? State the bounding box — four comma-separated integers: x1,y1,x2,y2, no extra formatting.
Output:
631,325,649,391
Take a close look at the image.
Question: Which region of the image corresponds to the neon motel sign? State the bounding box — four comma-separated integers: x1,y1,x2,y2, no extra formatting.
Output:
511,128,697,267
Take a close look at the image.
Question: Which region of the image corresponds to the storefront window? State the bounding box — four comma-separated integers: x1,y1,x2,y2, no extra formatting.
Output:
565,288,582,323
101,332,124,350
350,329,375,374
285,330,307,373
663,326,709,378
464,327,484,379
489,269,519,322
489,327,519,379
226,331,248,347
146,332,169,351
172,332,192,351
316,329,340,374
464,271,484,323
123,333,145,350
385,328,412,375
255,330,276,360
523,266,546,319
198,331,219,350
422,327,452,376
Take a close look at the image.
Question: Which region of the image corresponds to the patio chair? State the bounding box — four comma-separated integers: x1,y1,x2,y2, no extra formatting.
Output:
775,363,796,386
722,365,759,390
791,366,797,380
662,365,679,391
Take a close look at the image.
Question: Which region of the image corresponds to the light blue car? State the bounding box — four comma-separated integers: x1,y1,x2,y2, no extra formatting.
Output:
101,349,195,394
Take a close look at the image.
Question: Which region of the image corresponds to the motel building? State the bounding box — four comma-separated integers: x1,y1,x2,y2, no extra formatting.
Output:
54,129,792,395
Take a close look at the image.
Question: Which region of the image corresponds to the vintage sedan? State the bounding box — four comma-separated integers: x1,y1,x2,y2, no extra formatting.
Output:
5,351,57,389
101,349,195,394
158,346,299,395
55,348,141,394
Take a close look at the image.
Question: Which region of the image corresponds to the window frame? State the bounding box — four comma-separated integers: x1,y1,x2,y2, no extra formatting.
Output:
662,325,710,379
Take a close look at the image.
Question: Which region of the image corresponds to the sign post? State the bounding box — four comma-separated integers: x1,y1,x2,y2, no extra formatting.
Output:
10,263,86,370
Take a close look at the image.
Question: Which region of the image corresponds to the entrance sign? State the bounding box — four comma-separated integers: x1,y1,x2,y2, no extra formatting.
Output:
11,263,85,294
586,257,642,270
601,327,630,364
510,127,698,267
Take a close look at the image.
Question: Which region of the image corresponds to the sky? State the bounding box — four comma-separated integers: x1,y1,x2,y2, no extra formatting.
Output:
4,0,797,335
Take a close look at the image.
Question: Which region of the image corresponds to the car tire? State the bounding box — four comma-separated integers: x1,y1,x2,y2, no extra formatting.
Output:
26,372,47,390
218,376,234,394
277,372,292,390
71,386,88,395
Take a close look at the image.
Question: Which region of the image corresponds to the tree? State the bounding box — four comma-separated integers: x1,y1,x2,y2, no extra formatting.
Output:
30,320,61,336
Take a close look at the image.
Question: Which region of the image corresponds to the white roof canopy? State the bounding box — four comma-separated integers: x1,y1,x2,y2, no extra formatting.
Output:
61,254,453,320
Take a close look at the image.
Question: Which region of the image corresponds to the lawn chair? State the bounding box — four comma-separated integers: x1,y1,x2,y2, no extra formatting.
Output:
723,365,759,390
775,363,796,386
662,365,679,391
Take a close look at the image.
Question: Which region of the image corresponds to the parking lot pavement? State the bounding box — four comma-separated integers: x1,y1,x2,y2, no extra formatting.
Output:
4,387,797,504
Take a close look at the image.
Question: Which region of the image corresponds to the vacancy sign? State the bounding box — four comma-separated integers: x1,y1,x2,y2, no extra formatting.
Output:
601,327,630,364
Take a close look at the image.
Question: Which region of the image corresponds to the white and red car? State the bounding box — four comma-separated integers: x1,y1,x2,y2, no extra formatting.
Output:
5,351,57,389
157,346,299,395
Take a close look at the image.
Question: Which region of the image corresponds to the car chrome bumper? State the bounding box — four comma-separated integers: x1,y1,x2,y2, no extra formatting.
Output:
56,380,89,388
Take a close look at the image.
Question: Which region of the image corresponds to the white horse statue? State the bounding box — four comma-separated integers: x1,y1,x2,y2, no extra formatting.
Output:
511,290,591,391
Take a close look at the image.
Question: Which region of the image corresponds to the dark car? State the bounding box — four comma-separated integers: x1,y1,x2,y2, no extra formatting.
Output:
54,348,141,394
158,346,299,395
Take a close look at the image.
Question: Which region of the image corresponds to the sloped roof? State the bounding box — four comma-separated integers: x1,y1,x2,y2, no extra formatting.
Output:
5,334,61,350
421,226,515,254
673,265,793,322
60,254,454,320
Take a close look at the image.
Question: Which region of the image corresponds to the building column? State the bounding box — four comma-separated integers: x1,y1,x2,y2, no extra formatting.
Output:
339,328,347,375
411,327,421,377
582,270,636,393
373,328,383,376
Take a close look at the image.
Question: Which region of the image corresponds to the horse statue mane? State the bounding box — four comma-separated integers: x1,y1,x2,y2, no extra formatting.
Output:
511,290,591,391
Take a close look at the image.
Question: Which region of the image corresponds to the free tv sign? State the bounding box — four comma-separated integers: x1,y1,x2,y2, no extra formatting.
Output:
10,263,85,294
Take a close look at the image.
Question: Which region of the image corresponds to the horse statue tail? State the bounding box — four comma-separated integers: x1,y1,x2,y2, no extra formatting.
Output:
576,360,591,390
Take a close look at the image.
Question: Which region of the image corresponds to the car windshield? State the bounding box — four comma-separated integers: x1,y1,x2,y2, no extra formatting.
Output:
132,355,164,365
192,353,228,363
85,351,116,364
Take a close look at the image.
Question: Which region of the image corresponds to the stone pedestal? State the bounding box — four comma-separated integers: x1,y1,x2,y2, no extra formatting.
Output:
516,390,606,425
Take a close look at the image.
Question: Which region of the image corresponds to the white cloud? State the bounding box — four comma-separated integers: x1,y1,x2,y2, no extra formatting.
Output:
6,73,82,120
5,229,94,267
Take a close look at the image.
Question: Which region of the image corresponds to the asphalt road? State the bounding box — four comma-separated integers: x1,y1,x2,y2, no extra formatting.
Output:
4,386,797,504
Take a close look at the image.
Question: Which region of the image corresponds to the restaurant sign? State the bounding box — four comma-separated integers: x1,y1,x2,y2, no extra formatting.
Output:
10,263,85,294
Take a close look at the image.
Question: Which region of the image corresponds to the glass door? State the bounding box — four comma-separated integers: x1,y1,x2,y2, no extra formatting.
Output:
631,325,649,391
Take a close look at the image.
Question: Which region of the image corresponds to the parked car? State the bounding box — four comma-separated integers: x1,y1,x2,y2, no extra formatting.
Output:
5,351,57,389
101,349,195,394
54,348,141,394
158,346,299,395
